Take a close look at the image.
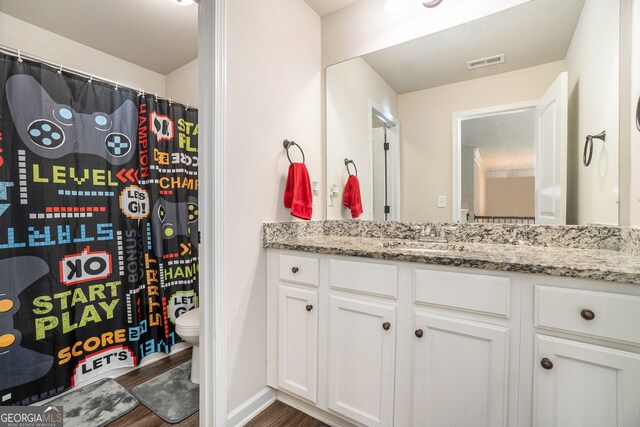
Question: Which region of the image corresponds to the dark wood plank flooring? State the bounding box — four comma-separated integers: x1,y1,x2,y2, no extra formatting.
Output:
105,348,324,427
108,347,198,427
245,400,327,427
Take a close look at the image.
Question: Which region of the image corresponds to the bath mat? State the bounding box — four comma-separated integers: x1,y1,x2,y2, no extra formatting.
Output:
47,378,138,427
131,361,199,423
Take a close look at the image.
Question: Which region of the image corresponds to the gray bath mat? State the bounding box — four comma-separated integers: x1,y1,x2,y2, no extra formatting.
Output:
131,361,199,423
47,378,138,427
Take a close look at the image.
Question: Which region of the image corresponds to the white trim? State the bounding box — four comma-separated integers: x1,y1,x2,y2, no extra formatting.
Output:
277,391,360,427
451,99,537,223
227,387,277,427
198,0,227,426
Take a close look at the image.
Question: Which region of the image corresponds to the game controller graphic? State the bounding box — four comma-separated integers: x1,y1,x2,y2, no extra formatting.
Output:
0,256,54,391
5,74,137,165
151,197,199,257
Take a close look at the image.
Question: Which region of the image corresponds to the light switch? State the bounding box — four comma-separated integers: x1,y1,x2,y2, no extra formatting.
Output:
438,195,447,208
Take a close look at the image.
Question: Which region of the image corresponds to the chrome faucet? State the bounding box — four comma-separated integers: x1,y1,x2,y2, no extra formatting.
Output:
411,225,447,243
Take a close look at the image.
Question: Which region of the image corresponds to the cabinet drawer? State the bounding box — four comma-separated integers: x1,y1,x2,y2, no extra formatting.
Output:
414,269,511,318
279,254,319,287
328,258,398,298
535,286,640,345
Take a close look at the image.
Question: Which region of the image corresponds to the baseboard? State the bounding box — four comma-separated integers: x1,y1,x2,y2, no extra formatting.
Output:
227,387,276,427
276,391,360,427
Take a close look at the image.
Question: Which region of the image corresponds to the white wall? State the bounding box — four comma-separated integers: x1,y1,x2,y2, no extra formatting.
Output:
565,0,620,225
165,59,199,107
226,0,321,412
398,60,566,222
326,57,397,219
630,0,640,225
321,0,530,67
0,12,166,95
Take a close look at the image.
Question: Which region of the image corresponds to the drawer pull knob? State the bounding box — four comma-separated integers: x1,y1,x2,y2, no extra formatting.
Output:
382,322,391,331
540,358,554,370
415,329,424,338
291,267,299,273
580,309,595,321
306,304,313,312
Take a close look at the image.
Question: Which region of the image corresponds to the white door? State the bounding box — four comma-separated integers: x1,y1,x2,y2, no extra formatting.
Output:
372,127,386,221
534,334,640,427
277,285,318,403
535,71,568,224
328,295,396,427
412,312,509,427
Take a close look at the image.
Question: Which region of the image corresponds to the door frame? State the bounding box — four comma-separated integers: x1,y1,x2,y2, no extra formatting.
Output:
198,0,227,426
451,100,536,223
369,100,401,221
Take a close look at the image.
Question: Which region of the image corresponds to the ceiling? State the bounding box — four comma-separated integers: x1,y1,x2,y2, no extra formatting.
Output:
462,109,535,173
362,0,585,94
305,0,359,16
0,0,198,75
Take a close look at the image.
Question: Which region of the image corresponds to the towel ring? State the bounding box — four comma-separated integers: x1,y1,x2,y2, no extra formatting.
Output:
344,158,358,176
283,139,305,164
583,130,606,167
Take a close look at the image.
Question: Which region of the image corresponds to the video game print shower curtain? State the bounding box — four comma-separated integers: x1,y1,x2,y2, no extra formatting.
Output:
0,53,199,405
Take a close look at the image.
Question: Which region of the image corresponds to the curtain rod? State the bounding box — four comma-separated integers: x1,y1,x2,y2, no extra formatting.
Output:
0,43,192,109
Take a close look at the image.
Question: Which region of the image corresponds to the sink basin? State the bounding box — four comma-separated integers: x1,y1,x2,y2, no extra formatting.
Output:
379,241,458,254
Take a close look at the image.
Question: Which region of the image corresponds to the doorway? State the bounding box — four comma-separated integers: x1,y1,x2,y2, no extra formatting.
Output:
370,105,400,221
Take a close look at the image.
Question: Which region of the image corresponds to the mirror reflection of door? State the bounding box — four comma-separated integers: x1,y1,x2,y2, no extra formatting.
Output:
457,72,568,225
371,109,399,221
372,116,387,220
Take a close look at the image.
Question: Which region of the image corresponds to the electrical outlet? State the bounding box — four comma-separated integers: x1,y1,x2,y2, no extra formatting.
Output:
437,195,447,208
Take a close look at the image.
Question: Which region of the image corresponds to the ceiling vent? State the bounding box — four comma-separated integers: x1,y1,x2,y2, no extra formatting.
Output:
467,54,505,70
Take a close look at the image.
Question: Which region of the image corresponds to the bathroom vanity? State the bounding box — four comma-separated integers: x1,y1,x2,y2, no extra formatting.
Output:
264,221,640,427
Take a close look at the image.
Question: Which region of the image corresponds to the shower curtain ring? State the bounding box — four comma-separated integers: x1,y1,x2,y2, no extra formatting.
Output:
17,49,23,63
155,93,158,102
88,74,94,84
57,63,63,75
115,82,120,90
169,98,172,106
186,103,189,111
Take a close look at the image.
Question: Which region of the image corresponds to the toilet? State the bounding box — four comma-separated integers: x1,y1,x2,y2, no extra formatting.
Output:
175,307,200,384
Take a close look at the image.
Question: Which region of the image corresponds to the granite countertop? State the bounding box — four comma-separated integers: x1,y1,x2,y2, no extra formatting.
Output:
264,234,640,284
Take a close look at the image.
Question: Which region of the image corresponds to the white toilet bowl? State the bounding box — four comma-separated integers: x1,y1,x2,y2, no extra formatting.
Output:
175,307,200,384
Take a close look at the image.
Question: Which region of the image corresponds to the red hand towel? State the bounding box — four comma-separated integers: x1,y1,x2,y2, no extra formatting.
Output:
284,162,313,220
343,175,363,218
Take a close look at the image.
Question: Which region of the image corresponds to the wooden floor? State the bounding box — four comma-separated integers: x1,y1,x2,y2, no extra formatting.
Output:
108,348,198,427
105,348,323,426
245,401,327,427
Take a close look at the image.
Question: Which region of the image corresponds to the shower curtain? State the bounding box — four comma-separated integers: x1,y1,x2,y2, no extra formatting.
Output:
0,53,199,405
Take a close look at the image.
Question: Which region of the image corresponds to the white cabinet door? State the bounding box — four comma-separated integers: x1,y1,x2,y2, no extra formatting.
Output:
412,312,509,427
534,335,640,427
278,285,318,403
328,295,396,427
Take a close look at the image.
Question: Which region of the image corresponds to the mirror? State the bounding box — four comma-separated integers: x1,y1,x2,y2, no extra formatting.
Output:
326,0,620,225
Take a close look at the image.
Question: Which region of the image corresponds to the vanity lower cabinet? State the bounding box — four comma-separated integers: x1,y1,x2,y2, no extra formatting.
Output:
412,313,509,427
327,296,396,426
277,285,318,403
266,249,640,427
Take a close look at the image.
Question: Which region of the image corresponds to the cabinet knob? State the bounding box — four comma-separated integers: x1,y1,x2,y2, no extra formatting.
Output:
305,304,313,312
291,267,299,273
580,309,595,321
382,322,391,331
540,358,554,370
415,329,424,338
